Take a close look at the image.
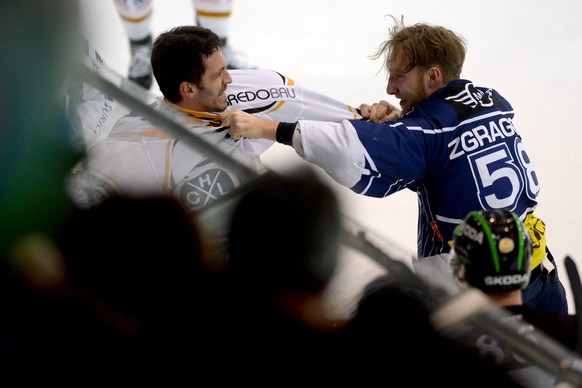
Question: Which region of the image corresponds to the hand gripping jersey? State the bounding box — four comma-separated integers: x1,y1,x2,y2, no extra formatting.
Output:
68,69,360,212
295,79,538,264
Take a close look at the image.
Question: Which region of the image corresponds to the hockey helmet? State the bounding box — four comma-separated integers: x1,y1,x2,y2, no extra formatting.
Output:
452,209,532,292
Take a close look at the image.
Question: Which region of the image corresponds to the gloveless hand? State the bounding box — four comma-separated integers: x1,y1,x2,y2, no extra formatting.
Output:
359,100,401,123
220,110,278,140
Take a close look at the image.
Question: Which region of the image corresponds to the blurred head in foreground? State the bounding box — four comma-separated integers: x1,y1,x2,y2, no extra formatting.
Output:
227,167,342,296
0,0,82,257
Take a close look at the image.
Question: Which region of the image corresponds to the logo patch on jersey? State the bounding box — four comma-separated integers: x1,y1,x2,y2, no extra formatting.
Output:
498,237,515,254
445,82,493,109
176,168,237,211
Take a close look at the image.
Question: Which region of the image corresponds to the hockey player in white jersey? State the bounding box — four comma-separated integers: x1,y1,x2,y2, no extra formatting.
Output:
65,37,116,151
220,17,569,314
68,25,360,212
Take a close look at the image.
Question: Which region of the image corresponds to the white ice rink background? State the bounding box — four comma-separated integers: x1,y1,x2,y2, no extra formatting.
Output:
80,0,582,316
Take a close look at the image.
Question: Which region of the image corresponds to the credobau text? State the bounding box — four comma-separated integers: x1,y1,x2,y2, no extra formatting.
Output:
227,87,297,105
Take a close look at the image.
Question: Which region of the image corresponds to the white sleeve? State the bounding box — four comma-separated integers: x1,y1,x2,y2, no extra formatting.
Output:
297,85,361,122
228,69,361,123
293,120,368,188
66,40,120,150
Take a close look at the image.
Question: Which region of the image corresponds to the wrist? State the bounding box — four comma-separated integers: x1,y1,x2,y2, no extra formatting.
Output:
275,122,297,145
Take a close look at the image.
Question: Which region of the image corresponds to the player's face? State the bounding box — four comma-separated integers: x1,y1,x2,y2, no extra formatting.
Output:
386,65,430,115
194,49,233,112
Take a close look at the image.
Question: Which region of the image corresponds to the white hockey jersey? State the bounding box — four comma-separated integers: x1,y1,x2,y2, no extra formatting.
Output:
65,39,116,151
68,69,361,212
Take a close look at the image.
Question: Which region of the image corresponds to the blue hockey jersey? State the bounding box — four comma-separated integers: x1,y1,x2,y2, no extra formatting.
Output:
297,79,539,259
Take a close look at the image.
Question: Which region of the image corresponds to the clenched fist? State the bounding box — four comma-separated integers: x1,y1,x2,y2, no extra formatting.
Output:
359,100,401,123
220,110,278,140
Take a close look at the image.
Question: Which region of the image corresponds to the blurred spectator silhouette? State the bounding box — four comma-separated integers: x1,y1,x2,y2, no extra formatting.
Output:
213,166,347,383
1,194,217,383
0,3,215,379
341,271,522,385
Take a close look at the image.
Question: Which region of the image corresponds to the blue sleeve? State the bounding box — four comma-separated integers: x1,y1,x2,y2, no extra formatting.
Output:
349,120,427,197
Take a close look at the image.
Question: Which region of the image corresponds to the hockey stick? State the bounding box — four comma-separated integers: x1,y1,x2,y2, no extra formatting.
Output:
564,255,582,355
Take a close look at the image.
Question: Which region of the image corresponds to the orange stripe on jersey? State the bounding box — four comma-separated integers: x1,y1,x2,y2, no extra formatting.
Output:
117,9,152,24
348,105,360,119
195,10,232,18
136,130,173,138
265,101,287,114
175,106,222,126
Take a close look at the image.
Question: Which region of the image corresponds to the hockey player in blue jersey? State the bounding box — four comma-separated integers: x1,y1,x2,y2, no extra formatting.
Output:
220,15,568,314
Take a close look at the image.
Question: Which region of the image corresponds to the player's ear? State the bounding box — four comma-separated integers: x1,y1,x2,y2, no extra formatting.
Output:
179,81,197,98
427,66,443,89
